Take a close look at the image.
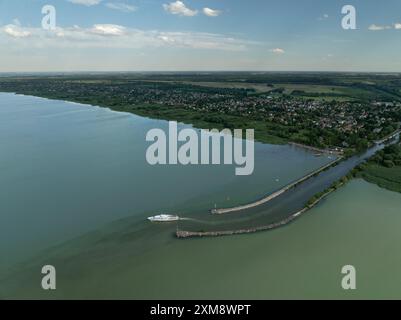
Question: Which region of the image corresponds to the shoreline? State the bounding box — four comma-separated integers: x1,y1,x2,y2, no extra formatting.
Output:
288,142,343,156
0,91,287,146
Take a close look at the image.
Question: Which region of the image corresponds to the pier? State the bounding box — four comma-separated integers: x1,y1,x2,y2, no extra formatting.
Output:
178,132,400,239
211,156,342,215
177,211,304,238
177,181,342,238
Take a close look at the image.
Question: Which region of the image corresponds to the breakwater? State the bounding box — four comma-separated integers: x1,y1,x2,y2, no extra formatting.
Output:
177,181,343,239
177,132,400,239
211,156,342,215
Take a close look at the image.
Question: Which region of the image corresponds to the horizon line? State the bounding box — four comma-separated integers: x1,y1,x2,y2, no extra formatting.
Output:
1,70,401,75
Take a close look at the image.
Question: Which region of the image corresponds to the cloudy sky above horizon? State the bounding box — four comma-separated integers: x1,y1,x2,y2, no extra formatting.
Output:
0,0,400,72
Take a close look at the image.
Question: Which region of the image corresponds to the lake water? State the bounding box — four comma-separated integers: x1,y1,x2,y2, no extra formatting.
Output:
2,93,401,299
0,93,330,272
3,179,401,299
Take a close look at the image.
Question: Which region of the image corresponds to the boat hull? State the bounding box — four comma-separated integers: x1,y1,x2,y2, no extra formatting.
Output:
147,214,180,222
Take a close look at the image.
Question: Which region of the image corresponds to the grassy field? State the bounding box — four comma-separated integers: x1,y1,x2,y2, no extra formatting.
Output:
279,83,350,93
356,143,401,193
167,81,391,101
359,164,401,193
169,81,274,93
130,81,381,101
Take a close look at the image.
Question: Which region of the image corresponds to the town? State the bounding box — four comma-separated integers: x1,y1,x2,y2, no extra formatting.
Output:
0,72,400,154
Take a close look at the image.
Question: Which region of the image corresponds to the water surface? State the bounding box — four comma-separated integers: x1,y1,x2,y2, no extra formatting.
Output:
3,179,401,299
0,93,330,271
1,93,401,299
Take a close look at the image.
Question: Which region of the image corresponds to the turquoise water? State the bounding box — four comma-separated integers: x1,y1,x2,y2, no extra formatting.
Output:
0,93,330,272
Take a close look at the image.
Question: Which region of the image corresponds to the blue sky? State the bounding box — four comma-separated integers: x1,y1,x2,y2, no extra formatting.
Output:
0,0,400,72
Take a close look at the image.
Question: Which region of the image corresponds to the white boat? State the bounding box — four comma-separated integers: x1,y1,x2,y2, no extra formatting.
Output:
147,214,180,222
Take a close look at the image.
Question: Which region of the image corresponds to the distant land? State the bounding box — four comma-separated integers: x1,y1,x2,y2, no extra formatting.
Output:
0,72,400,154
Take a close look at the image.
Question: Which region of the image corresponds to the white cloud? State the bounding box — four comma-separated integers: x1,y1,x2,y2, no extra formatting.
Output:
203,8,221,17
67,0,102,6
105,2,137,12
270,48,285,54
90,24,126,36
163,1,198,17
0,23,255,51
368,24,391,31
394,23,401,30
2,24,31,38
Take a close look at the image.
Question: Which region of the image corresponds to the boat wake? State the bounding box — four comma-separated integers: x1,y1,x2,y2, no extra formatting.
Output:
178,217,216,225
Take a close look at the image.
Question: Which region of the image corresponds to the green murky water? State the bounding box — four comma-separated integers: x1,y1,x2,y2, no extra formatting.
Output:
1,93,401,299
3,179,401,299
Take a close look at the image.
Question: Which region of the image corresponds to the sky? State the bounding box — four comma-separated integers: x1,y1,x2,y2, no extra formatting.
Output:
0,0,400,72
